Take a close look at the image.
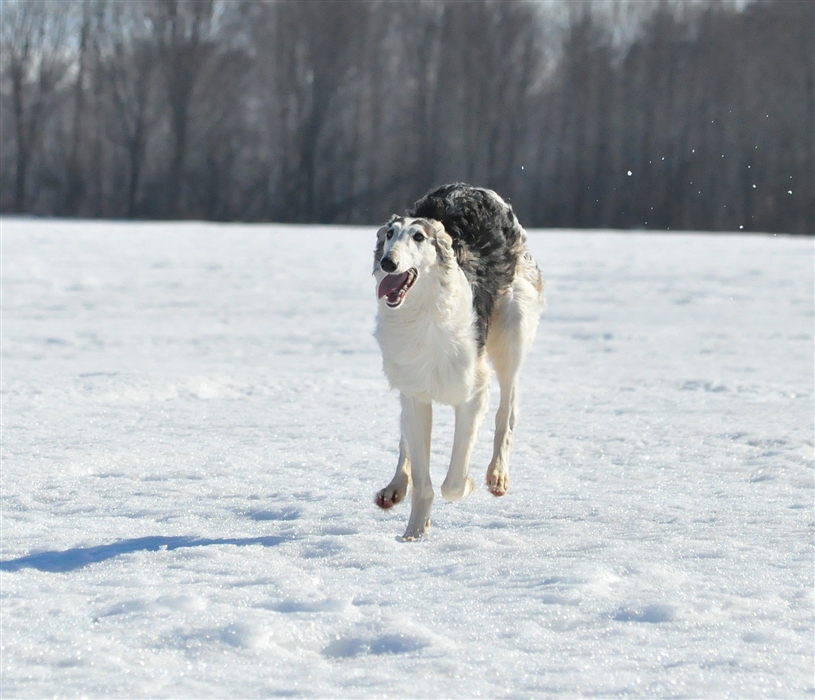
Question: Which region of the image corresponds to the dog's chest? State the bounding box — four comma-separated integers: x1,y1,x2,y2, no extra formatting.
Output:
376,300,478,406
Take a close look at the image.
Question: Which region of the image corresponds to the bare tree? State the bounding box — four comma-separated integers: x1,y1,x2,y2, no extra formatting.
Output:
264,0,371,222
0,0,810,232
149,0,216,217
186,42,253,220
63,0,93,215
1,0,71,212
94,3,163,218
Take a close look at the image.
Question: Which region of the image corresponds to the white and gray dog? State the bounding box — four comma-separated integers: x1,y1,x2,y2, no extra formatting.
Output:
373,183,544,540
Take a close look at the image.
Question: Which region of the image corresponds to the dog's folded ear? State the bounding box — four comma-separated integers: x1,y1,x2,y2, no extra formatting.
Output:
429,220,454,267
376,214,400,242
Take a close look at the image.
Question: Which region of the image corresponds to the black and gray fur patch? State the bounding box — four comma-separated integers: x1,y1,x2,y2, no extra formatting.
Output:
409,183,526,350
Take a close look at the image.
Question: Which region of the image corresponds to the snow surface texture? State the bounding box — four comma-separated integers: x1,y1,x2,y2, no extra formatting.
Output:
1,219,813,698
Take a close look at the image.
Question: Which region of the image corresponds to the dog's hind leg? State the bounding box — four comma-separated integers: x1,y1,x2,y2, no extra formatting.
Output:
375,439,411,509
441,360,490,502
486,362,519,497
400,394,433,541
486,275,542,496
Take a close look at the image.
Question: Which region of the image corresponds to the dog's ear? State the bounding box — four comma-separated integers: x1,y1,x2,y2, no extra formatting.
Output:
429,220,454,267
373,215,399,271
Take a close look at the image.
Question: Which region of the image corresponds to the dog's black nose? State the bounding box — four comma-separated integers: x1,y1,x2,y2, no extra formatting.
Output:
380,257,397,273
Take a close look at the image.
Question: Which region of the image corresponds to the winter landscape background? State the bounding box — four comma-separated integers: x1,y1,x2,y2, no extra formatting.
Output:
2,218,812,697
2,0,812,233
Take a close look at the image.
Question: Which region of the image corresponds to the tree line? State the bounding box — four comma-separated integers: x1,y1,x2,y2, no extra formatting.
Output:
1,0,812,234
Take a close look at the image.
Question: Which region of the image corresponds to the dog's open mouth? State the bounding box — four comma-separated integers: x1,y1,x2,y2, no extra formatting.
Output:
378,269,417,308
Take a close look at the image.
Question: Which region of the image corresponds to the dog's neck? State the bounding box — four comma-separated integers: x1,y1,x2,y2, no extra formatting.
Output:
375,265,479,405
379,263,470,325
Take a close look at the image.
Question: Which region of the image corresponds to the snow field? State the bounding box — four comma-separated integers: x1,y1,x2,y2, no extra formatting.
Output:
1,219,813,698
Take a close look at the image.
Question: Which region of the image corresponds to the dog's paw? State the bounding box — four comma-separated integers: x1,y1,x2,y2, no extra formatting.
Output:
401,519,430,541
375,485,405,509
441,475,475,502
486,467,509,497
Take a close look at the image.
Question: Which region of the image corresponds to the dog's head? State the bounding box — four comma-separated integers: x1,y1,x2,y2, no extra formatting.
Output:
373,216,453,309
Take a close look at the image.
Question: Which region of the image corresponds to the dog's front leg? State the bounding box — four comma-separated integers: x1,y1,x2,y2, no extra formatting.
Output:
400,393,433,541
375,439,410,509
441,370,489,502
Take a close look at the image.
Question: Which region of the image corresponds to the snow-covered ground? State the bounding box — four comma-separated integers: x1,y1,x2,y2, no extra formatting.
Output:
1,218,812,698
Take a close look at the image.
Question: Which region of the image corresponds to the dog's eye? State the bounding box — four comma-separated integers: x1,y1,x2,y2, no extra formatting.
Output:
386,229,394,240
413,232,425,242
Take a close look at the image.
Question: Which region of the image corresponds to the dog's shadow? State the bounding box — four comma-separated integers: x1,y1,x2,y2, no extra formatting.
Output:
0,535,289,573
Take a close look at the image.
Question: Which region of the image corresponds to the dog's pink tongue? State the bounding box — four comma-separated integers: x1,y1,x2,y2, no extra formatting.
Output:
378,272,408,299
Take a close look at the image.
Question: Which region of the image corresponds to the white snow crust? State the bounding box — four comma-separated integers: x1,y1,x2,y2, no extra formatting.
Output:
1,218,813,698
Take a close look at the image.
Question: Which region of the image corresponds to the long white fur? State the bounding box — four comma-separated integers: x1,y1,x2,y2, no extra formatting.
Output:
374,208,543,541
374,220,479,406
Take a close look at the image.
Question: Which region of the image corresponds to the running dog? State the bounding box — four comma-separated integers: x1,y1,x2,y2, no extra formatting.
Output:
373,183,544,540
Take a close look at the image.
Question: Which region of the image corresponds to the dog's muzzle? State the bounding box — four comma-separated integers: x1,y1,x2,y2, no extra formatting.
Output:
378,269,417,308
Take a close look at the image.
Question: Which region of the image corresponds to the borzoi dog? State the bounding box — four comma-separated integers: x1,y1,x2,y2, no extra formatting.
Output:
373,183,544,540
